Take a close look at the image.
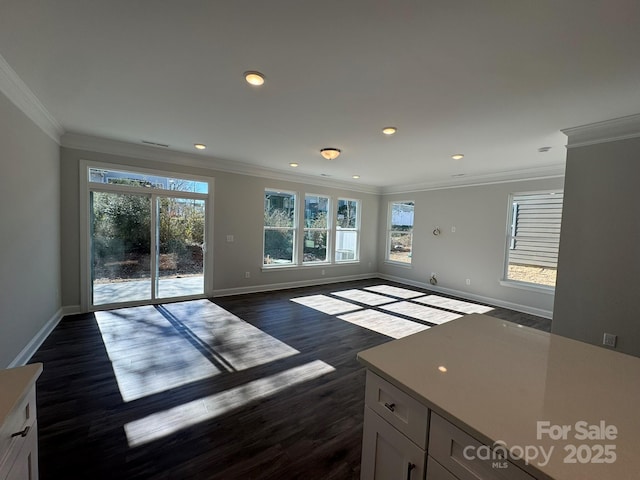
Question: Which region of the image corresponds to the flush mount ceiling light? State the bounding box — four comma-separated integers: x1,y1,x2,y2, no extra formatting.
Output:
352,175,360,179
382,127,397,135
194,143,207,150
320,148,341,160
451,154,464,160
289,162,299,168
244,71,265,86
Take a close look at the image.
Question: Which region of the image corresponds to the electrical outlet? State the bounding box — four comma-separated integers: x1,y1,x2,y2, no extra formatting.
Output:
603,333,617,347
245,271,250,279
321,269,326,276
465,278,471,285
451,226,456,233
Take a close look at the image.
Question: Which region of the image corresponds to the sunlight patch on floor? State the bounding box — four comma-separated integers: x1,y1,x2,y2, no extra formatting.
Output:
124,360,335,447
380,301,462,325
96,306,221,402
159,300,299,371
413,295,494,314
363,285,424,299
96,300,299,402
291,294,362,315
331,289,397,306
337,309,430,339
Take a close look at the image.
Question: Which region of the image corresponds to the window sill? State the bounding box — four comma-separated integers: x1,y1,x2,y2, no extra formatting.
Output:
499,279,555,295
262,261,359,272
384,260,413,269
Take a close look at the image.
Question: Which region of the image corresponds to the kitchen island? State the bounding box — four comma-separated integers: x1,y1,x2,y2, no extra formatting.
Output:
357,314,639,480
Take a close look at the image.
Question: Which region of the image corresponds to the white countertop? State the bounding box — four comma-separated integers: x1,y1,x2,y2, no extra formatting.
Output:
357,314,640,480
0,363,42,428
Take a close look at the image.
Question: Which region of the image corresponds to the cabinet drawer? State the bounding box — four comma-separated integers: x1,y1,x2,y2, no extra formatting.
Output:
429,413,535,480
0,386,37,471
426,456,457,480
365,371,429,449
361,406,426,480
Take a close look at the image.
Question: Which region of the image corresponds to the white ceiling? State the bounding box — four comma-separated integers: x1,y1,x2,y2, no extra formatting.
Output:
1,0,639,191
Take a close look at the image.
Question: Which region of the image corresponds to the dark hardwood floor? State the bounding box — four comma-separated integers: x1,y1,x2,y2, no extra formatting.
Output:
30,279,550,480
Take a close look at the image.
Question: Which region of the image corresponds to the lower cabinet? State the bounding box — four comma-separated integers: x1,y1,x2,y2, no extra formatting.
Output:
361,406,426,480
361,371,537,480
2,421,38,480
426,457,457,480
0,364,42,480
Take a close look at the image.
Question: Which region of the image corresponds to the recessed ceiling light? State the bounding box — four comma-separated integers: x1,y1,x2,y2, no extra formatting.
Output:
382,127,397,135
289,162,299,167
320,148,341,160
352,175,360,179
451,154,464,160
194,143,207,150
244,71,265,86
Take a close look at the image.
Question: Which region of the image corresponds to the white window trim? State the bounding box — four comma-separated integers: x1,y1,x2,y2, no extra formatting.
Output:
302,193,332,265
262,190,362,270
263,189,298,268
501,189,562,292
386,200,415,267
335,197,361,263
79,160,215,311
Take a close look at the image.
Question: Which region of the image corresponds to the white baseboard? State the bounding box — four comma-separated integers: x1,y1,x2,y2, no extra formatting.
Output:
213,273,377,297
40,274,547,367
377,274,553,319
8,307,65,368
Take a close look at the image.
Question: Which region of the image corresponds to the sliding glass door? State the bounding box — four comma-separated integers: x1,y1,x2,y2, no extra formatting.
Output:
85,165,210,309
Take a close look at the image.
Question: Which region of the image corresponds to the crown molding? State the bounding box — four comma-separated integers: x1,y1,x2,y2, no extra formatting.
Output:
561,114,640,148
62,132,567,196
61,132,382,195
0,54,64,144
380,163,566,195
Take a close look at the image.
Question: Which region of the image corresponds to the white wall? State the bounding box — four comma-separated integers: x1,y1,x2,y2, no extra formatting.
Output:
60,147,380,308
553,136,640,356
0,91,60,368
378,178,565,317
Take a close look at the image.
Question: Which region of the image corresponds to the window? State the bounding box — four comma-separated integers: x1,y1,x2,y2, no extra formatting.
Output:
264,190,296,265
335,198,360,262
387,201,414,264
303,195,330,263
263,190,362,268
504,190,563,287
89,167,208,193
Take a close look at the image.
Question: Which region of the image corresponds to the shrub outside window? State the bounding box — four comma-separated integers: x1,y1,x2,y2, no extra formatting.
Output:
264,190,296,265
303,195,330,263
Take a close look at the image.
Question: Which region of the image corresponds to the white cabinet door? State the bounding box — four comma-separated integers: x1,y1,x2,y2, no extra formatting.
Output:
361,406,426,480
3,420,38,480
